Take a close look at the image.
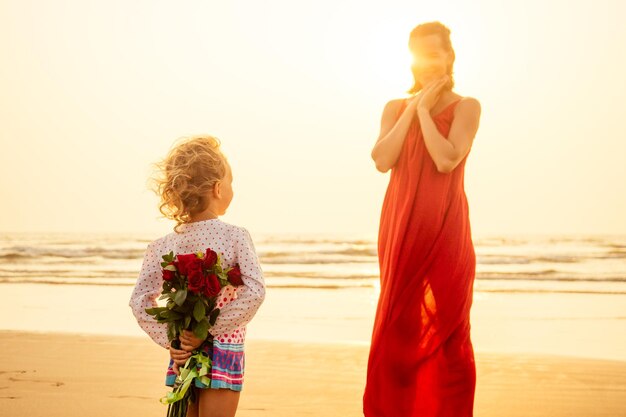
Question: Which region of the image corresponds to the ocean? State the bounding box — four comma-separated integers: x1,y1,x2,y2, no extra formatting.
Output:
0,232,625,295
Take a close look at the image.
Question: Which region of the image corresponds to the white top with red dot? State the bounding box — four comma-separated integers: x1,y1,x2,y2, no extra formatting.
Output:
129,219,265,348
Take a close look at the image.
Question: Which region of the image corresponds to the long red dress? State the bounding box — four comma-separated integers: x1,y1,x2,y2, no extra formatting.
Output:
363,98,477,417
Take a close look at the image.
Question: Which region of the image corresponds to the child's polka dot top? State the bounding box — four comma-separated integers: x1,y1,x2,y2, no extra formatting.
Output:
129,219,265,348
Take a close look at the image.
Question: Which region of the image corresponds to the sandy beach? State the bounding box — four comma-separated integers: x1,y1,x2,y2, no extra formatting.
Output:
1,331,625,417
1,284,625,416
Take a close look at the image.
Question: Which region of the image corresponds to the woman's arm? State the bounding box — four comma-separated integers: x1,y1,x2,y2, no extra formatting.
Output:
417,97,481,173
371,94,421,173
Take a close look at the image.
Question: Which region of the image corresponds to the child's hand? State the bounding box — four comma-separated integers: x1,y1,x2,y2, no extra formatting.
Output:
171,361,180,376
168,344,191,371
179,330,205,352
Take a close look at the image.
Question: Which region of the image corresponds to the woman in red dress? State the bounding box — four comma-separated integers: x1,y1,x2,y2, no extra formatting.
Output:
364,21,482,417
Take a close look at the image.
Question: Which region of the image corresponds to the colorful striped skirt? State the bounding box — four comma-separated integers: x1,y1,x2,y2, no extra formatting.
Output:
165,339,245,391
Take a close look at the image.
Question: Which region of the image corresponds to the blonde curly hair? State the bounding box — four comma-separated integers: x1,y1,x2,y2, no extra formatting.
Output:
150,135,227,233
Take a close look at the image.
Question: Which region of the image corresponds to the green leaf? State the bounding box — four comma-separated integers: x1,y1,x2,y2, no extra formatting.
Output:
215,254,223,274
145,307,164,316
193,300,206,322
173,289,187,306
184,315,191,330
186,293,198,306
172,303,187,313
167,323,176,341
161,310,183,320
209,308,220,326
193,319,209,340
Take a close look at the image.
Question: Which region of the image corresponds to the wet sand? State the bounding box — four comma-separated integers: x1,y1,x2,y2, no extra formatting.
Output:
1,331,625,417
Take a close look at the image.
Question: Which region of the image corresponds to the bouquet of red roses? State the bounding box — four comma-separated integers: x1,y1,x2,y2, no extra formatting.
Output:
145,247,244,417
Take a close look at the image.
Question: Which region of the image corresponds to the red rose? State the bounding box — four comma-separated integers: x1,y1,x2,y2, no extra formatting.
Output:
227,265,244,286
162,268,175,281
203,249,218,269
176,253,199,276
187,264,205,293
203,273,221,298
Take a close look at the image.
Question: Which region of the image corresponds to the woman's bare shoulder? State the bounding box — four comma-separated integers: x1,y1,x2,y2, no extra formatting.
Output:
384,97,409,109
380,98,410,119
454,94,480,106
454,95,481,116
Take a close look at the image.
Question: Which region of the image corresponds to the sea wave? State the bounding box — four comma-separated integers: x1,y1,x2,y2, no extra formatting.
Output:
1,277,624,295
1,232,625,295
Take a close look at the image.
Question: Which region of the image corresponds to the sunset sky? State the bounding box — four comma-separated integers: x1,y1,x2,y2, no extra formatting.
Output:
1,0,624,236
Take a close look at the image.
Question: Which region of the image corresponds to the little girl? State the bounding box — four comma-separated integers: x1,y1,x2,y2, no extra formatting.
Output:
129,136,265,417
